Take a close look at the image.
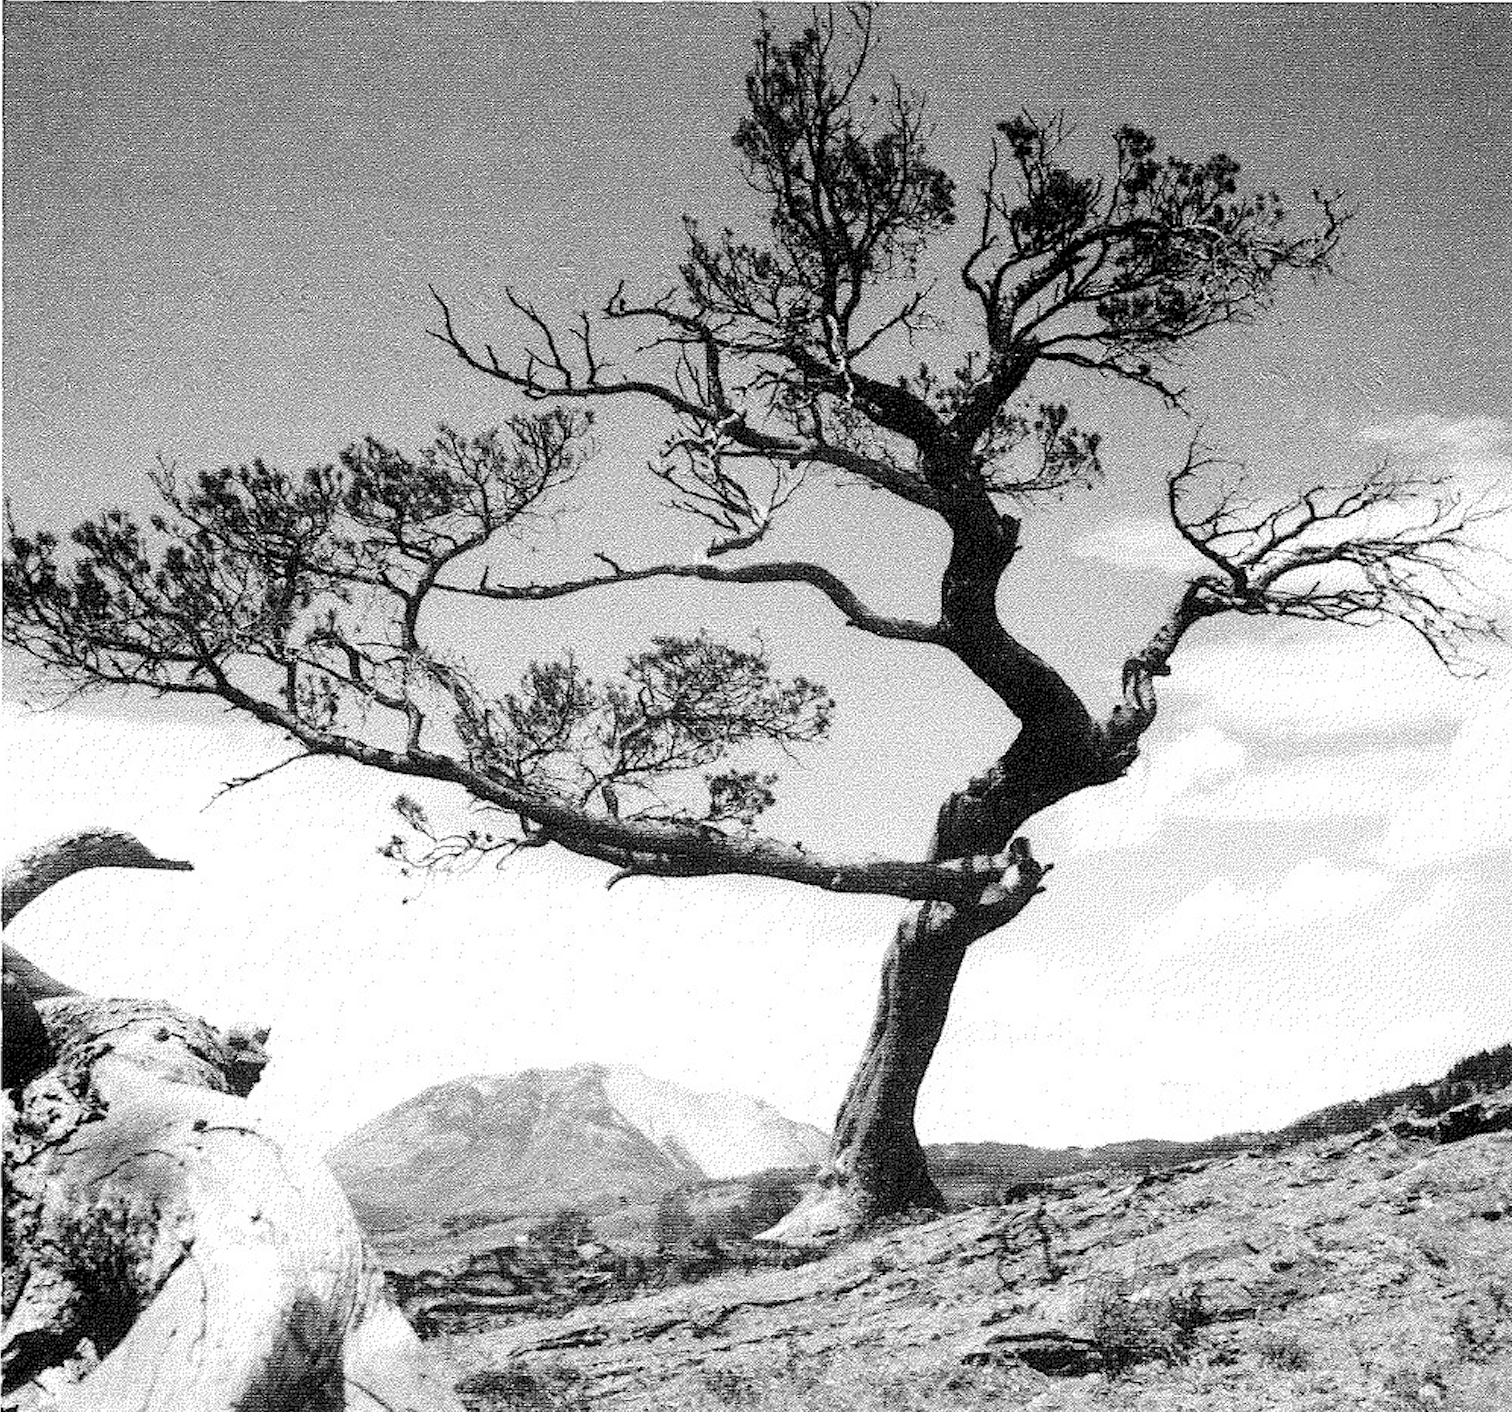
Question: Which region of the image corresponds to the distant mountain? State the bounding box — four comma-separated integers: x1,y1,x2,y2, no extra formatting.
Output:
924,1134,1260,1204
327,1063,829,1223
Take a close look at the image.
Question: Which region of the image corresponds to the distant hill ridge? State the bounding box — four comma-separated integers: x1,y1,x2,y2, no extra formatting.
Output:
926,1043,1512,1199
1273,1043,1512,1144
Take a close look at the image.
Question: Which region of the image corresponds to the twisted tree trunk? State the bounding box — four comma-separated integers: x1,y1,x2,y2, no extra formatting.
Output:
768,722,1110,1241
826,901,971,1221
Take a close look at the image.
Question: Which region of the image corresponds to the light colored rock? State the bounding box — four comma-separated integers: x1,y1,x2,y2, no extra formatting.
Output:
3,997,462,1412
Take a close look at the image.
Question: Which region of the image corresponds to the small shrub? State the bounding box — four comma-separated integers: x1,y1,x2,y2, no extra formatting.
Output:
52,1196,164,1359
655,1190,697,1250
1452,1279,1511,1361
1086,1279,1206,1376
1381,1359,1449,1409
1256,1330,1313,1371
528,1208,595,1254
699,1366,763,1406
455,1362,591,1412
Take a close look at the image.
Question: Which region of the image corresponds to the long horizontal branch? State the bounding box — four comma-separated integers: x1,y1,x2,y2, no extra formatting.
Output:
436,557,948,646
208,673,1040,907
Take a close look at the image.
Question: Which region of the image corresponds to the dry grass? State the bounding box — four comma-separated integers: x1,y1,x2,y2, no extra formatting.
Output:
455,1345,1043,1411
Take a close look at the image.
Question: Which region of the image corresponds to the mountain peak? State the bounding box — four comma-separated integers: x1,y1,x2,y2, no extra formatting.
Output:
328,1064,827,1222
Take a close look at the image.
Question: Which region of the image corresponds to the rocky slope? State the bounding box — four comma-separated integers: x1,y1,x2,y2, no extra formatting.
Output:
328,1064,828,1224
927,1044,1512,1204
438,1092,1512,1411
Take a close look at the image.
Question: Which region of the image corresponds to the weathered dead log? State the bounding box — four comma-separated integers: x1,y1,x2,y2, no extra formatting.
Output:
2,832,462,1411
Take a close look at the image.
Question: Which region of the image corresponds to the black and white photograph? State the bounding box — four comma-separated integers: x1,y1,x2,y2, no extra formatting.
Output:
3,5,1509,1408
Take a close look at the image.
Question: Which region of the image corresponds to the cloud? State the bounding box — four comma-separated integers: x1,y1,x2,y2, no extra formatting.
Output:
930,854,1499,1145
1069,515,1211,576
1169,743,1439,824
1358,413,1512,465
1164,623,1491,739
1044,726,1247,855
1372,684,1512,868
1356,413,1512,613
1040,675,1473,857
1133,856,1397,962
0,701,890,1147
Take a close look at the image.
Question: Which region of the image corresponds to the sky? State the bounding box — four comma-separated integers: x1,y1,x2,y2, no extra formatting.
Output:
3,4,1509,1155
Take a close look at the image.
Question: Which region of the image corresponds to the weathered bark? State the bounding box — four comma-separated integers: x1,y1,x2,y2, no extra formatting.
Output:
2,832,462,1412
3,831,192,1098
767,719,1111,1241
2,830,192,932
825,901,971,1221
4,997,464,1412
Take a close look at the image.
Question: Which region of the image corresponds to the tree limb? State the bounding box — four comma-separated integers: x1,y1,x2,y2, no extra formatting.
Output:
1098,440,1506,757
184,671,1040,909
435,556,948,646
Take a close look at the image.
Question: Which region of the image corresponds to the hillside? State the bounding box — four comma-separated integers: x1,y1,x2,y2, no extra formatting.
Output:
1274,1044,1512,1146
328,1064,828,1227
437,1090,1512,1411
928,1043,1512,1203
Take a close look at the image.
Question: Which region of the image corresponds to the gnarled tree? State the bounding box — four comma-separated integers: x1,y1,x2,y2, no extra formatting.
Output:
4,6,1503,1234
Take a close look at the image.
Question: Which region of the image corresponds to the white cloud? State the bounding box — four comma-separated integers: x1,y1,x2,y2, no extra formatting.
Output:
1044,726,1247,855
0,704,875,1146
1374,875,1461,951
1133,856,1397,962
926,857,1497,1146
1040,626,1497,856
1166,622,1491,739
1170,743,1438,824
1372,684,1512,868
1069,515,1211,576
5,692,1502,1157
1356,413,1512,594
1358,413,1512,465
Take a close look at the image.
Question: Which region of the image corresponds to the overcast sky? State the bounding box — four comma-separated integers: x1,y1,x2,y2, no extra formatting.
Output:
4,5,1509,1154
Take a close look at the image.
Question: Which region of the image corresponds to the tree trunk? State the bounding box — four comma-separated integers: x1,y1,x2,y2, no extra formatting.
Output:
4,997,464,1411
830,900,972,1217
763,723,1109,1242
760,896,983,1241
761,898,982,1241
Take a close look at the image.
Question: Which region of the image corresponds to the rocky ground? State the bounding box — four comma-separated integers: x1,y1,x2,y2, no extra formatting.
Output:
433,1094,1512,1412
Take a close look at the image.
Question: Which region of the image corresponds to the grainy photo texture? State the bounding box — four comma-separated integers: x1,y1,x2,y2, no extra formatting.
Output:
3,5,1509,1409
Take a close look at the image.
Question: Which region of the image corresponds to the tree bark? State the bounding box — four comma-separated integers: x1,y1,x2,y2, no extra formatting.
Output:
2,834,462,1411
828,900,971,1221
761,899,978,1243
764,715,1115,1242
4,997,464,1412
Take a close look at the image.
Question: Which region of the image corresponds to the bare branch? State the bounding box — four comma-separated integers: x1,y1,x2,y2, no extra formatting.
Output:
1171,457,1506,673
650,421,807,554
201,751,319,811
1099,442,1508,760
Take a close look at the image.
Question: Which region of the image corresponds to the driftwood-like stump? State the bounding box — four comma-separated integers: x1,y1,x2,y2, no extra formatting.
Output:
1,828,462,1409
2,996,462,1411
2,997,462,1412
